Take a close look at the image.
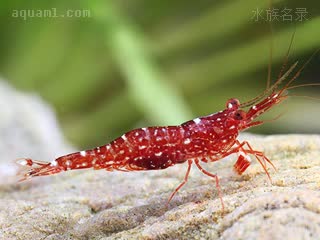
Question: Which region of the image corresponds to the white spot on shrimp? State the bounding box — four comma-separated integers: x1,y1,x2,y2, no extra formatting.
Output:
92,159,97,164
156,136,162,141
193,118,201,124
252,105,257,110
155,152,162,156
239,151,245,156
106,145,111,150
96,147,101,153
142,128,147,131
239,151,252,162
228,103,233,109
222,139,227,143
135,132,139,136
122,135,127,140
217,118,221,121
139,145,147,150
213,126,223,134
273,94,278,99
80,151,86,157
229,125,235,130
50,160,58,166
66,160,72,166
119,150,124,154
184,138,191,144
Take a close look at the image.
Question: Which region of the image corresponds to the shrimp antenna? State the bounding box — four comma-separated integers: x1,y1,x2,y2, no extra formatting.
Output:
278,48,320,96
266,0,273,89
277,28,296,81
288,94,320,102
240,30,297,108
286,83,320,91
240,61,298,108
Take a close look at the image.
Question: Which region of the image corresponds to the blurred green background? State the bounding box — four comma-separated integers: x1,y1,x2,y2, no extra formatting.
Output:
0,0,319,149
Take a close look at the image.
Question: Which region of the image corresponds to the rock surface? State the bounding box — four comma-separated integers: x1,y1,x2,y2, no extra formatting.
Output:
1,82,320,240
1,133,320,240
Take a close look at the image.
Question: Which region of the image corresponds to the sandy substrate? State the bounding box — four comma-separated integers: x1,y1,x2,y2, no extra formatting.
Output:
1,134,320,240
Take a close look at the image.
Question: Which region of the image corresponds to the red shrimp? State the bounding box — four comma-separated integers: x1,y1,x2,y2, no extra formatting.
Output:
16,46,318,210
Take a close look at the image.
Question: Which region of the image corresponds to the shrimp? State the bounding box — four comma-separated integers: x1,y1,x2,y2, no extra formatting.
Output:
16,42,318,210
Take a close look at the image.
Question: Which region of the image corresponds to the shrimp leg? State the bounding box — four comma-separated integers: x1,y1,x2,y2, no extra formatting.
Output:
194,159,224,211
167,159,193,205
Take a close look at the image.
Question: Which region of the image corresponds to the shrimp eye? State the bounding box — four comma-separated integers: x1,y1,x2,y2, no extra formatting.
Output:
226,98,240,109
234,110,246,120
